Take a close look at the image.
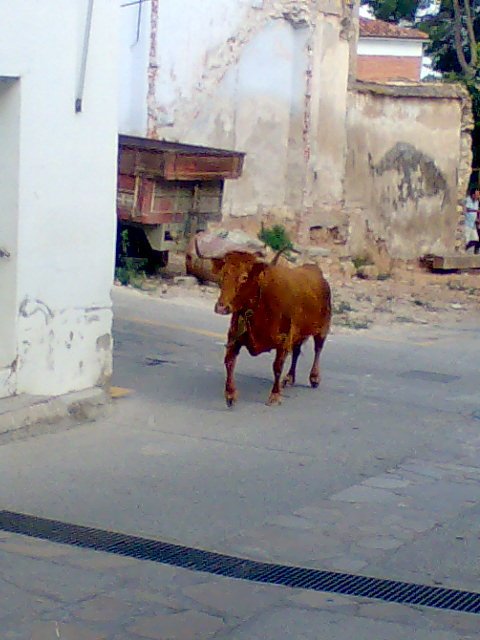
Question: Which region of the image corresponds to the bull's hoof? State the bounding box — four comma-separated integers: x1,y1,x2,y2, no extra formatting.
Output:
225,392,237,408
282,374,295,388
310,376,320,388
266,393,282,406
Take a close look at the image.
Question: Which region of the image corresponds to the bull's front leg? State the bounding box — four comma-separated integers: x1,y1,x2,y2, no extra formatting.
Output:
225,340,241,407
267,347,288,406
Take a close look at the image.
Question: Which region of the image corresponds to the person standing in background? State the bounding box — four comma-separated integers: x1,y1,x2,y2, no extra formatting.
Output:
464,187,480,254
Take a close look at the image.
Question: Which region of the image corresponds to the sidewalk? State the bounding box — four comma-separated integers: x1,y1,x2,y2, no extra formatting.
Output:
0,388,109,439
0,525,478,639
0,393,479,638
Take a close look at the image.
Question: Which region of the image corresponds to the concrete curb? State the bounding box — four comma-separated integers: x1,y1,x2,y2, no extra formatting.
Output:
0,387,110,436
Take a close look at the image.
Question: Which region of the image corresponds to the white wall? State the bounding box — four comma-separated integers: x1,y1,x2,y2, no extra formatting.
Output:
0,1,119,397
118,0,150,134
357,38,423,57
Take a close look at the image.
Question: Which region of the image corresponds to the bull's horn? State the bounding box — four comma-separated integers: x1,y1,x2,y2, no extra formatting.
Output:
270,246,288,265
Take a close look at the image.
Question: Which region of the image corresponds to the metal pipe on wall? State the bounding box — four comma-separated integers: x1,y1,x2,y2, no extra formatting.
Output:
75,0,95,113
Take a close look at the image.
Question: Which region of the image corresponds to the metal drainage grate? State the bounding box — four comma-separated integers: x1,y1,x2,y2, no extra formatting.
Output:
0,510,479,615
398,370,460,384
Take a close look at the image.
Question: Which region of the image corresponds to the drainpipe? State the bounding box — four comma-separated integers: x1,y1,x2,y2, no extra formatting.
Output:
147,0,159,136
75,0,95,113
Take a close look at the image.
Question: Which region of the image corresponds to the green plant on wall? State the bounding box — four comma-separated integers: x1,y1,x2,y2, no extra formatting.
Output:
115,229,147,287
258,224,294,255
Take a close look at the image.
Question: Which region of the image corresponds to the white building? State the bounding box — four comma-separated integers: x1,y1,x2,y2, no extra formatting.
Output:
0,1,119,399
357,17,428,82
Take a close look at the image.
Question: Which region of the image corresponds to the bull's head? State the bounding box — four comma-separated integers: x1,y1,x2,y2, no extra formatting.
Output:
212,252,265,315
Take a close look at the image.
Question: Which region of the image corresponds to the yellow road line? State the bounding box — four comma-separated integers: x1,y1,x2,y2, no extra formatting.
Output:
126,316,225,340
125,316,435,346
362,335,434,347
109,386,134,399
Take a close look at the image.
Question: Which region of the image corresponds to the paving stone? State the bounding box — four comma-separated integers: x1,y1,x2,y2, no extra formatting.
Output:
355,524,412,542
63,551,139,571
119,589,188,611
288,589,359,612
321,556,368,572
395,470,437,485
357,601,429,626
73,595,136,623
31,621,107,640
293,505,345,524
0,539,69,559
396,481,479,516
215,605,465,639
399,462,447,480
357,536,404,551
0,554,116,603
330,485,399,504
437,462,480,477
223,525,346,565
363,476,411,490
267,514,316,530
428,609,480,634
112,561,191,590
182,579,283,617
128,611,225,639
395,515,439,534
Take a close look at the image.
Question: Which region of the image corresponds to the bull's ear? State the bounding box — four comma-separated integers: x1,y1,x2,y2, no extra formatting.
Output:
250,262,267,280
211,258,224,274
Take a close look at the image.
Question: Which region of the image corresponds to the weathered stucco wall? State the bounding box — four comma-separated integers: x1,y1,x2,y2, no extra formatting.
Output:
119,0,353,233
118,2,471,259
345,83,472,259
0,2,118,398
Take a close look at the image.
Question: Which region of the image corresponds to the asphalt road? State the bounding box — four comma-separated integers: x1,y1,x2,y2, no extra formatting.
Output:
1,285,479,593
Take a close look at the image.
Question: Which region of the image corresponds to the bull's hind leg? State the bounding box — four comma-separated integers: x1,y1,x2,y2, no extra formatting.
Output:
309,334,326,388
282,342,303,387
267,348,288,405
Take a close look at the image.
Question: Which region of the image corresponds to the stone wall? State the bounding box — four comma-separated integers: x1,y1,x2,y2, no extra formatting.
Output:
344,82,472,260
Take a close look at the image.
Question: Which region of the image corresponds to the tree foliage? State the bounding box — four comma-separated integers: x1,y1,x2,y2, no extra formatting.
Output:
361,0,480,171
363,0,428,23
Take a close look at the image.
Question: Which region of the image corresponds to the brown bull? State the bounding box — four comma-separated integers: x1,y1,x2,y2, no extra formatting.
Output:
212,251,331,406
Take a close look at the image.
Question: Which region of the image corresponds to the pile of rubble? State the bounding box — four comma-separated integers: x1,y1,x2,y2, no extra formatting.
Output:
130,229,480,331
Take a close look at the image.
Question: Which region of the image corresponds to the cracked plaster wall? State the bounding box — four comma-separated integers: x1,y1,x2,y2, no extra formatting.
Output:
0,2,118,397
345,85,470,260
119,0,351,234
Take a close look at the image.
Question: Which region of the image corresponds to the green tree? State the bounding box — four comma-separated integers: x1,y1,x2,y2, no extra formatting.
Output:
362,0,424,23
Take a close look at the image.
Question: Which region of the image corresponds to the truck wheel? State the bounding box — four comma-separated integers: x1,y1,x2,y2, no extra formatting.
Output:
151,250,169,269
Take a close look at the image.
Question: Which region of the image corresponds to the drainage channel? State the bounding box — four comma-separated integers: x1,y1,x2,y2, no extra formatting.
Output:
0,510,479,615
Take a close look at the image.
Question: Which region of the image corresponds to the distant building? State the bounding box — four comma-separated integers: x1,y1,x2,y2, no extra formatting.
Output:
357,17,428,82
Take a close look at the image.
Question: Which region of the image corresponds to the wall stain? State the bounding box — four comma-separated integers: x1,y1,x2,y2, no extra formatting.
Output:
96,333,111,351
19,298,54,323
370,142,450,207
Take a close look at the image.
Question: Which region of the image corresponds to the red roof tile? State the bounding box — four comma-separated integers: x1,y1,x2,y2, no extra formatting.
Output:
359,17,428,41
